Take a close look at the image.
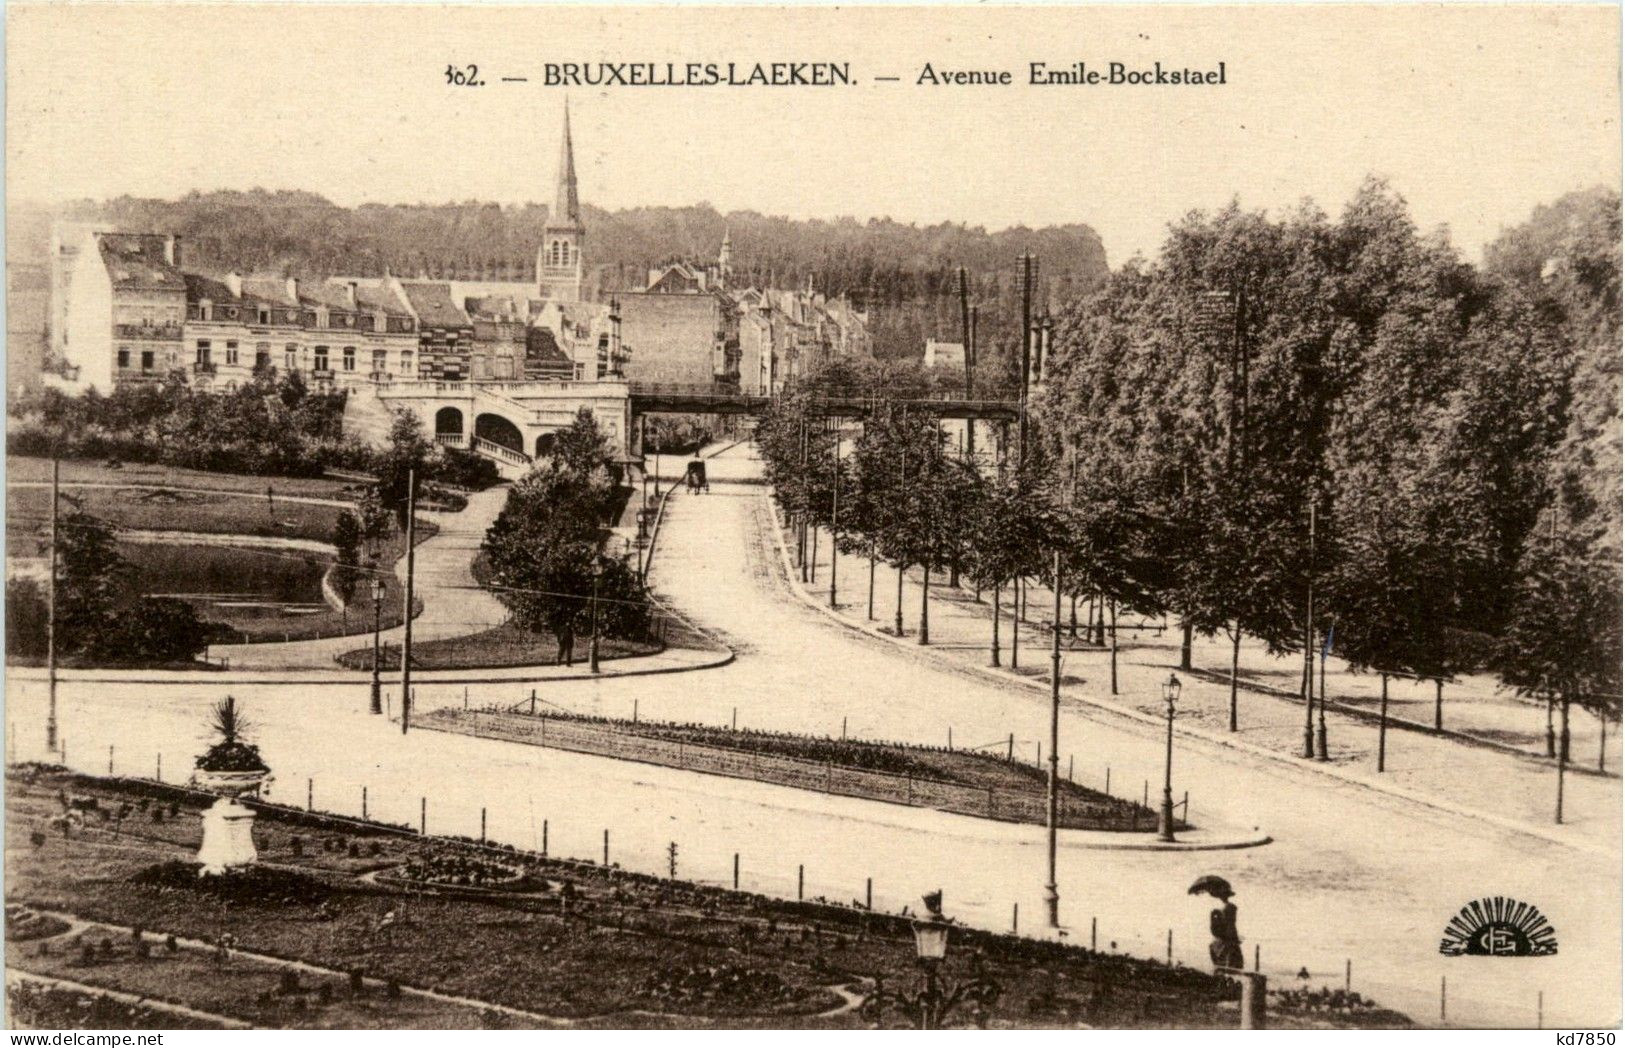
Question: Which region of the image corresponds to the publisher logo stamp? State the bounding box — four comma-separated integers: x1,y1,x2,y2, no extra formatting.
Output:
1440,897,1558,957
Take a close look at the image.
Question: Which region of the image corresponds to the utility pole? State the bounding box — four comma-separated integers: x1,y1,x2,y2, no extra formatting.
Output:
958,268,976,467
370,572,384,715
1302,498,1316,759
638,416,650,581
400,468,417,735
1046,546,1063,929
799,418,809,581
1018,253,1036,467
46,457,60,752
894,445,907,638
968,306,980,466
829,433,840,608
1316,627,1329,760
589,564,601,674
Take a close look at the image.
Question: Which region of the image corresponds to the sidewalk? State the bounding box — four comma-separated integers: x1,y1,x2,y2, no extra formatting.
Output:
773,504,1622,856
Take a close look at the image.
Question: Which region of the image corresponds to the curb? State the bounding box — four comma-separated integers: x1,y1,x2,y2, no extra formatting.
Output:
8,649,736,688
761,496,1617,860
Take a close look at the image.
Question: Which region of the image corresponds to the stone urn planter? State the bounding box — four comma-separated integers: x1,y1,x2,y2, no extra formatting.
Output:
189,697,271,876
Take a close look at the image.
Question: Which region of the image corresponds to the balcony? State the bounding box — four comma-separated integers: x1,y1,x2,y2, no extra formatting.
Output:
368,371,394,385
434,433,466,447
192,361,217,377
114,323,183,340
311,367,335,382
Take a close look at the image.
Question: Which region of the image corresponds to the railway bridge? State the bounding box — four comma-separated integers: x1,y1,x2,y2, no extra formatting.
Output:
366,379,1021,476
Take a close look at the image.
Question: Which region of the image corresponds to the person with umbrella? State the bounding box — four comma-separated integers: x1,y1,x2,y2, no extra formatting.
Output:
1190,875,1245,971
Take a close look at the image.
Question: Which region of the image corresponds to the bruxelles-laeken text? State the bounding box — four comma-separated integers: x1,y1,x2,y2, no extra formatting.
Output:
539,61,1227,87
544,62,851,86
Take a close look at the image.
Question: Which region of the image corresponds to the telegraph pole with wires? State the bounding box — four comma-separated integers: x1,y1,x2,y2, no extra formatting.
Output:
46,457,60,753
1302,498,1316,759
829,432,840,608
1017,253,1036,466
400,468,417,735
959,267,976,465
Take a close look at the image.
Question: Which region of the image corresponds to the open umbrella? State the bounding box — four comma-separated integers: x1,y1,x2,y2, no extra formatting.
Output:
1188,875,1235,899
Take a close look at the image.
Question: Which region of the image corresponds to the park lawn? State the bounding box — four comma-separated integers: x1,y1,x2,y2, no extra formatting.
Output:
333,622,659,672
3,769,1398,1030
7,456,357,500
7,484,344,545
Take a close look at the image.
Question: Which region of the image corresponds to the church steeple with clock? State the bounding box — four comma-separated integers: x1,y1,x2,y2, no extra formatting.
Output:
538,104,585,302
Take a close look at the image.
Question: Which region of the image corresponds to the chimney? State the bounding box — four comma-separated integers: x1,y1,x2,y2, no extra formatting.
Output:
287,276,299,302
163,235,180,267
224,271,242,298
346,281,359,309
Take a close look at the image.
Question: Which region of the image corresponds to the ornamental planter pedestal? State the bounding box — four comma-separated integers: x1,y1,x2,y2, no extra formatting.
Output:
191,767,271,876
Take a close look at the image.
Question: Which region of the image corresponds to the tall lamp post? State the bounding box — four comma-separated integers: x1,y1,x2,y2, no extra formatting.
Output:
861,894,1002,1029
1158,673,1182,842
369,573,385,714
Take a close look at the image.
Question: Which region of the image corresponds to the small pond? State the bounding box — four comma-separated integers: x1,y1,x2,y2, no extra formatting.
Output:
119,541,329,619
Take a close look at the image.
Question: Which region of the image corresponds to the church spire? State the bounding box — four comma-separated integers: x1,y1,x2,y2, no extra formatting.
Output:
549,102,583,231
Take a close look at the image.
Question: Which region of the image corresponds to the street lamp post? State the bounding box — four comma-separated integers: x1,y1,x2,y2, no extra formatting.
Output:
1158,673,1181,842
861,895,1001,1029
369,574,385,714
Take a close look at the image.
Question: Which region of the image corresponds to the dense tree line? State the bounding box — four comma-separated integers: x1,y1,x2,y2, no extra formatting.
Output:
482,410,651,662
759,182,1620,779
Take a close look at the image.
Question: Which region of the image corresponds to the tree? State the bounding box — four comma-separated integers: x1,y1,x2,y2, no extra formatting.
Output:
5,578,49,659
551,408,614,482
54,510,128,654
106,597,210,664
378,410,433,528
1497,527,1622,805
332,510,362,606
482,459,647,662
1060,477,1162,695
965,479,1053,665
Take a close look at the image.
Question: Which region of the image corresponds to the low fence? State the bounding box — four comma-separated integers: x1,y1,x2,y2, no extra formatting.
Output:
425,709,1174,833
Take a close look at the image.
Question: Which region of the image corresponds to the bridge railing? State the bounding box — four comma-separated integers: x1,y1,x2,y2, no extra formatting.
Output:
472,436,532,466
628,382,1021,412
379,379,630,398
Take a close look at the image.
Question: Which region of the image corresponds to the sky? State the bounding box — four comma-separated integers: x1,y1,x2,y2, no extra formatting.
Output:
7,2,1620,266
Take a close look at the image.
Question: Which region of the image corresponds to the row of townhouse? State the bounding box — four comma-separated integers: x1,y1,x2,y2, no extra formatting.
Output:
733,286,871,396
54,232,628,395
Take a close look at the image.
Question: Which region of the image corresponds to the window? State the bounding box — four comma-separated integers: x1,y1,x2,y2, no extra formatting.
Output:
196,340,212,363
117,348,131,370
399,351,414,376
313,346,329,371
141,350,154,372
372,349,387,372
284,344,298,370
258,309,270,324
198,302,211,321
342,346,356,371
225,341,239,365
